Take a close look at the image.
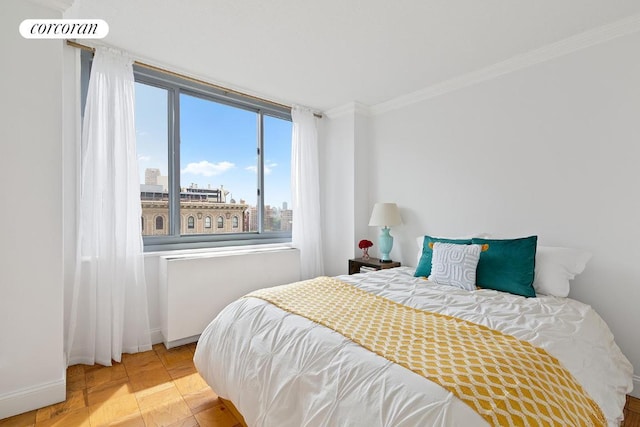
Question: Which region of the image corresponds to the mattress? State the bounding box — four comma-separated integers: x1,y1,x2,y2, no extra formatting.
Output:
194,267,633,426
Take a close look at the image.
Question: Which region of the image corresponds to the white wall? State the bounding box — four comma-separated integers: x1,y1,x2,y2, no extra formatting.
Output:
368,31,640,394
320,104,372,276
0,0,66,418
319,109,355,276
354,108,373,258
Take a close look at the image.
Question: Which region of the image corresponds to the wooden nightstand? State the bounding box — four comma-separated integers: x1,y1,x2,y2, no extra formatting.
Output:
348,258,401,275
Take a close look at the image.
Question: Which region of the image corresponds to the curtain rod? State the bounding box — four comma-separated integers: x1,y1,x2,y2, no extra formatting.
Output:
66,40,322,118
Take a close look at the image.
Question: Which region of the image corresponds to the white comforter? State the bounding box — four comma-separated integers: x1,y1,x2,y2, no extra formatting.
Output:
194,267,633,427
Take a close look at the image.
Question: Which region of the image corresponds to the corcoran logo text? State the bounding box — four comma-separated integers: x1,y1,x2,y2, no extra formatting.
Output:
19,19,108,39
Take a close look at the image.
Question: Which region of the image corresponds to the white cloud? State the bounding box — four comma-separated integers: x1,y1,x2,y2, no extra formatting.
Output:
138,155,151,162
182,160,235,177
265,162,277,175
246,162,278,175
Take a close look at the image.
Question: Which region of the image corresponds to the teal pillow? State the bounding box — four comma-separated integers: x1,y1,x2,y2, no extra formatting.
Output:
472,236,537,297
414,236,472,278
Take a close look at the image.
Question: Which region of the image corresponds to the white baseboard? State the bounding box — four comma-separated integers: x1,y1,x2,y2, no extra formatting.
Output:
164,334,200,350
150,327,164,346
149,327,199,350
0,377,65,420
631,375,640,399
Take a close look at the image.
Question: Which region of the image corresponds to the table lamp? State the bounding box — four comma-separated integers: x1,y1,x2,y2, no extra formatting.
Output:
368,202,402,262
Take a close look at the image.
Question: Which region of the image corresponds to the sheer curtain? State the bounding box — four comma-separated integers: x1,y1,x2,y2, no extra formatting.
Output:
67,47,151,366
291,105,324,279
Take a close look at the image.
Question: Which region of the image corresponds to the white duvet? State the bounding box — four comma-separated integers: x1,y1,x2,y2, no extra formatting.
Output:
194,267,633,427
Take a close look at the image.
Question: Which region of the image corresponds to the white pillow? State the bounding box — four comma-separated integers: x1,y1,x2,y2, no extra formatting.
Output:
415,233,490,266
533,246,592,297
428,242,482,291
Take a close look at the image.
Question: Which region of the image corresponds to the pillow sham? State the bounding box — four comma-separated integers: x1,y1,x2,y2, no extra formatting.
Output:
414,233,489,269
414,236,472,278
428,242,482,291
533,246,592,297
472,236,538,298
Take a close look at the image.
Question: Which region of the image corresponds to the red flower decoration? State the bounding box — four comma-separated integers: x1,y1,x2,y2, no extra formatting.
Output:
358,239,373,249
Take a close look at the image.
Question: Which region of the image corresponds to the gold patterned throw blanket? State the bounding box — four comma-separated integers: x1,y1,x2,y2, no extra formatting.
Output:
246,276,605,427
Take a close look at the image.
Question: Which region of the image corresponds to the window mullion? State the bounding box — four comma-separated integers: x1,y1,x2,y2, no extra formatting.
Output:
257,112,264,234
168,86,181,236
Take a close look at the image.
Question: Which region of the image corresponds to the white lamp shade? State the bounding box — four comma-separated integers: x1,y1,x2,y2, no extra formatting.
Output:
368,203,402,227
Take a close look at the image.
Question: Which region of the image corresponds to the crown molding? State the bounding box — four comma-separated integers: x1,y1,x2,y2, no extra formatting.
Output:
324,101,372,119
352,101,372,117
371,13,640,116
25,0,75,12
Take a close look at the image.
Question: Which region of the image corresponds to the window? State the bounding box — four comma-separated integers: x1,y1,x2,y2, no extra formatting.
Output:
263,116,293,232
141,217,145,232
138,83,169,237
76,50,295,251
80,51,293,251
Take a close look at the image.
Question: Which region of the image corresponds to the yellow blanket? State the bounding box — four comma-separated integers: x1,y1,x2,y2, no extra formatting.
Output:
247,276,605,427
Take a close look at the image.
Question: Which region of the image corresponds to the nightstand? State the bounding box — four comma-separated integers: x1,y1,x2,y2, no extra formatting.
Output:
348,258,401,275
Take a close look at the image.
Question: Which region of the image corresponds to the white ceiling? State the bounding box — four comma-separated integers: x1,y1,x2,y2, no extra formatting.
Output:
66,0,640,112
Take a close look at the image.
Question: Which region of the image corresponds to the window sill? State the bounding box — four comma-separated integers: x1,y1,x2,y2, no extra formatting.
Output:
144,242,295,259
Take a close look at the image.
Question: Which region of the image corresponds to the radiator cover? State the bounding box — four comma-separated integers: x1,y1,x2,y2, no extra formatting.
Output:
158,248,301,348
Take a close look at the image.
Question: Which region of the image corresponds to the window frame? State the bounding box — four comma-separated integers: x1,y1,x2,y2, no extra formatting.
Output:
81,51,293,251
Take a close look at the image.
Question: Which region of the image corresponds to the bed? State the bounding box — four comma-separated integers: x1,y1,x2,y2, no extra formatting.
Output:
194,239,633,427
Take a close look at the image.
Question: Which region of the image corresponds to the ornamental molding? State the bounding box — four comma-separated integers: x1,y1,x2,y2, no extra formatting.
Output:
370,13,640,116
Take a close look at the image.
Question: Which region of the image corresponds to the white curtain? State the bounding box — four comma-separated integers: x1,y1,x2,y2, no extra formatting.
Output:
291,105,324,279
67,47,151,366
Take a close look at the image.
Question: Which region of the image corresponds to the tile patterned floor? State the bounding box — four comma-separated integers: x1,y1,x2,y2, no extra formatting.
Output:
0,342,638,426
0,343,241,427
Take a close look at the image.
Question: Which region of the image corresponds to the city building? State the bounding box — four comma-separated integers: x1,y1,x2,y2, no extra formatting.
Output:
140,170,293,235
141,183,249,236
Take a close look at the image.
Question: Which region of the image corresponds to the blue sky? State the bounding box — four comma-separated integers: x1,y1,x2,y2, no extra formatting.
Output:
135,83,292,208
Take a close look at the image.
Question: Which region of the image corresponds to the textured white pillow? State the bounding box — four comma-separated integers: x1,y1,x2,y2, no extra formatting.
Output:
428,242,482,291
415,233,489,266
533,246,592,297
